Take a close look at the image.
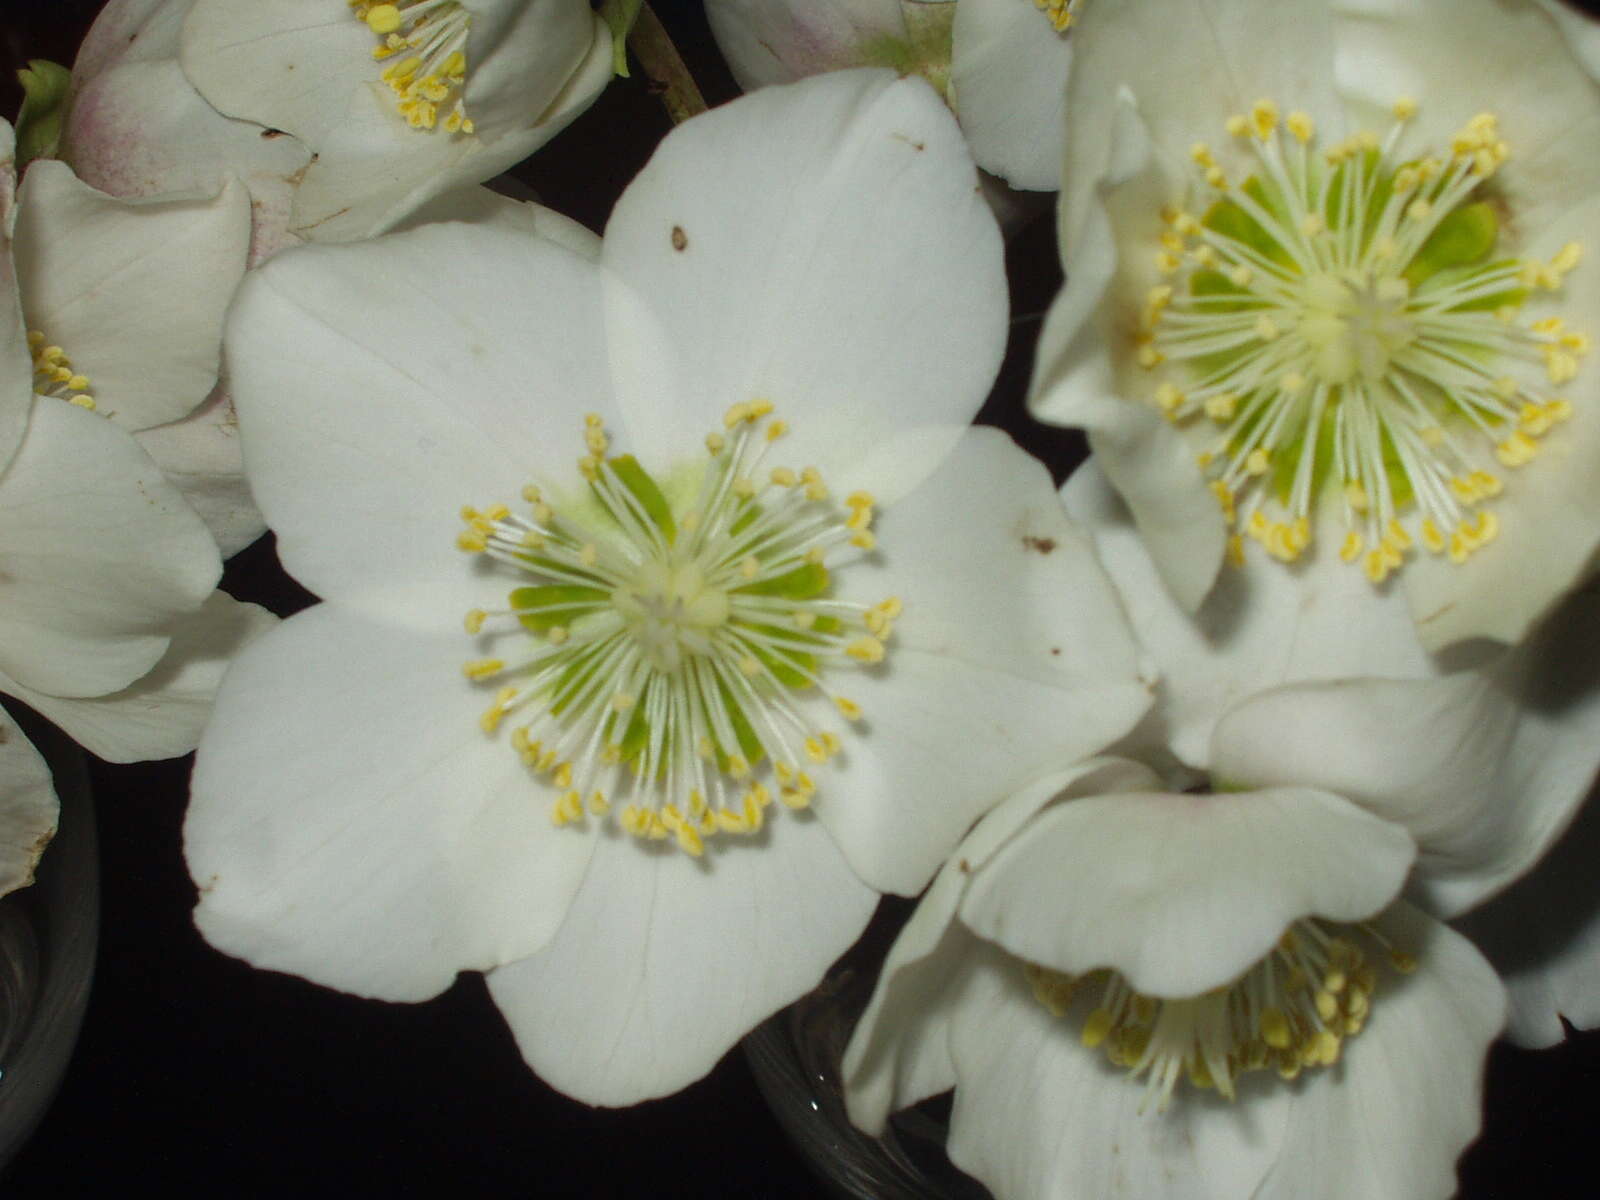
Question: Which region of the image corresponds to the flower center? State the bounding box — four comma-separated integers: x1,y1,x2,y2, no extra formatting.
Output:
1033,0,1079,34
25,330,95,410
1025,918,1416,1110
1139,99,1588,583
456,401,899,857
350,0,475,133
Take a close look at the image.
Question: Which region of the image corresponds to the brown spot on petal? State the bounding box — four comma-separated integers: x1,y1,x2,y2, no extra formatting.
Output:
1022,535,1057,554
671,225,688,252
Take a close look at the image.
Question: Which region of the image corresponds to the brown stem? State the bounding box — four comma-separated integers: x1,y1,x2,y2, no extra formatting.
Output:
627,2,707,125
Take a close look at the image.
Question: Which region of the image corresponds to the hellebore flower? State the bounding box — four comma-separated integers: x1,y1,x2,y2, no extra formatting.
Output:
0,122,272,762
183,71,1151,1104
706,0,1078,190
1030,0,1600,655
844,587,1600,1199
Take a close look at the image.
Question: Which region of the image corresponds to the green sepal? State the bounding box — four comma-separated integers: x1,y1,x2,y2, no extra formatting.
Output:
715,677,765,769
598,0,643,77
15,60,70,169
733,560,830,599
511,584,608,633
603,453,676,544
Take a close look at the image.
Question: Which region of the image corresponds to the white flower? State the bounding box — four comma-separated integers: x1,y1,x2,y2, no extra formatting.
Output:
184,70,1151,1105
0,121,273,762
706,0,1077,190
62,0,613,248
1030,0,1600,656
843,599,1600,1200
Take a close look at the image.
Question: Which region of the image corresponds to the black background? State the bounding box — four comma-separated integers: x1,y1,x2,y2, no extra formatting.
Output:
3,1,1599,1194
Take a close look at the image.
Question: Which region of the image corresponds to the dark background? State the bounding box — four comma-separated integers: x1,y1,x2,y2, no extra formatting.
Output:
3,1,1599,1194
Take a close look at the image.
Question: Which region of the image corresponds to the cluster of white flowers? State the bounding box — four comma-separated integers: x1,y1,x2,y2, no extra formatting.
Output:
8,0,1600,1194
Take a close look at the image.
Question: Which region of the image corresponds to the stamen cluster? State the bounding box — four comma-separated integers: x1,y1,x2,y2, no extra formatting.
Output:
350,0,476,132
1033,0,1079,33
456,402,900,857
26,329,96,410
1139,98,1588,583
1024,918,1416,1109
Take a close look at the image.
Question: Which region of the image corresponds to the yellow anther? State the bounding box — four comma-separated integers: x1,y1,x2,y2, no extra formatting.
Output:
765,419,789,441
1286,111,1314,143
1250,98,1279,139
1226,534,1245,567
1190,141,1215,166
675,822,704,857
1081,1008,1114,1048
479,685,517,734
1245,448,1271,476
1205,165,1228,189
1228,265,1253,288
739,655,763,678
545,626,569,645
1392,95,1417,120
706,432,726,455
846,636,886,664
456,530,487,553
740,556,760,580
464,608,488,634
553,761,573,789
1259,1007,1291,1050
1254,315,1280,342
1300,213,1325,238
770,466,797,488
1420,519,1445,554
1225,113,1250,139
589,791,609,816
1155,382,1186,414
1339,531,1363,563
462,658,504,680
726,754,751,779
532,502,553,525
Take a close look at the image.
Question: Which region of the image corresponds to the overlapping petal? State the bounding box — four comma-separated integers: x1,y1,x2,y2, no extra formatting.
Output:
0,398,218,699
12,161,249,430
225,223,617,622
806,427,1151,895
187,597,596,1001
486,811,876,1105
600,70,1005,502
1,591,275,762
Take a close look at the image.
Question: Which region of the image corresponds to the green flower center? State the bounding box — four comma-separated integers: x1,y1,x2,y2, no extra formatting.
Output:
1025,917,1416,1109
456,402,898,857
350,0,475,133
1139,99,1588,582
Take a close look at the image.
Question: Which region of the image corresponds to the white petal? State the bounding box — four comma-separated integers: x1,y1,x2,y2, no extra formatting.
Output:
960,785,1415,997
705,0,910,89
12,162,250,430
0,398,219,698
1061,460,1437,768
187,598,595,1001
1210,586,1600,918
944,944,1283,1200
225,223,617,621
601,70,1005,503
950,0,1071,190
1455,794,1600,1046
843,756,1161,1133
0,590,275,762
1028,90,1227,613
180,0,397,146
809,428,1152,896
1254,902,1504,1200
0,123,35,475
0,709,58,898
392,186,602,261
1535,0,1600,83
134,386,263,559
485,810,876,1105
